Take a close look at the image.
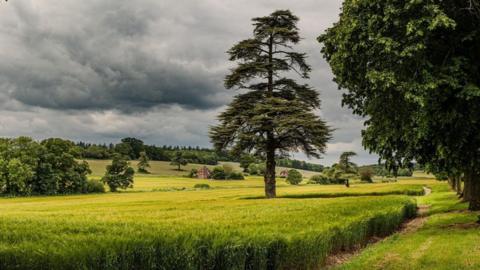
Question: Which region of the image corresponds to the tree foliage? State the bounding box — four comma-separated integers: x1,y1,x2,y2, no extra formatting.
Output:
319,0,480,209
210,10,331,198
286,169,303,185
137,151,150,173
0,137,91,196
170,151,188,171
102,154,134,192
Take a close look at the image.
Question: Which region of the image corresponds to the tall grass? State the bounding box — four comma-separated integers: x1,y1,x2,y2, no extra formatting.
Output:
0,188,416,269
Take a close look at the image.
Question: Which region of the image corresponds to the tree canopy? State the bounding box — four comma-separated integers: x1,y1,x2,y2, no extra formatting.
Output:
210,10,331,198
319,0,480,209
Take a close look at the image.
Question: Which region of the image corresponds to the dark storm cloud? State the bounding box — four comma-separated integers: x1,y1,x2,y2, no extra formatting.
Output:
0,0,227,112
0,0,379,165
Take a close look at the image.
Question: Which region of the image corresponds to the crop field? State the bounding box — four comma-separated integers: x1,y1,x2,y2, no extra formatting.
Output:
0,160,440,269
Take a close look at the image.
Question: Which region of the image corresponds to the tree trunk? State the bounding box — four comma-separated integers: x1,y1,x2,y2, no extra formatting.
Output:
468,171,480,211
263,33,276,199
463,170,480,210
264,143,276,198
455,176,463,196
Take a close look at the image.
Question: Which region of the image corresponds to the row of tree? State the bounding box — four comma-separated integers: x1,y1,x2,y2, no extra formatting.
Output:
76,138,324,172
320,0,480,210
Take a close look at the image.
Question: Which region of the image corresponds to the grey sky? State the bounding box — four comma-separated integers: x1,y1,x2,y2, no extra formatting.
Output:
0,0,378,165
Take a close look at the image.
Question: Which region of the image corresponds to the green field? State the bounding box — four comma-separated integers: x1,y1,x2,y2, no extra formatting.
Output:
0,160,462,269
337,185,480,270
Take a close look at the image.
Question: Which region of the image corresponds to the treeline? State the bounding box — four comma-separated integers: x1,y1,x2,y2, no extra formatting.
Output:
0,137,97,196
75,137,324,171
276,158,324,172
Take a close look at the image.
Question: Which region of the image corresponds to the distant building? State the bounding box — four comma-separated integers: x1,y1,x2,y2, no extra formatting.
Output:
197,166,211,179
279,170,289,178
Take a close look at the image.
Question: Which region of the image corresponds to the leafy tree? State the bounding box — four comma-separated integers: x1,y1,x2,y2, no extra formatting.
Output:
137,151,150,173
319,0,480,209
120,137,145,159
338,152,357,174
286,169,303,185
114,142,134,160
102,154,134,192
170,151,188,171
359,168,374,183
248,163,259,175
2,159,33,195
40,138,91,194
210,10,332,198
211,166,226,180
239,154,256,172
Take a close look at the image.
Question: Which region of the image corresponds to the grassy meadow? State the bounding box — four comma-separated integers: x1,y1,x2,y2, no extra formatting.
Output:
0,160,450,269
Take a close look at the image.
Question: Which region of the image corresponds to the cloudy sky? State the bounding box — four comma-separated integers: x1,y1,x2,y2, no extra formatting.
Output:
0,0,378,165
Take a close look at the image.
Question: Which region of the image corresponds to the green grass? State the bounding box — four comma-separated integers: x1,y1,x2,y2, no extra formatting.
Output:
337,182,480,270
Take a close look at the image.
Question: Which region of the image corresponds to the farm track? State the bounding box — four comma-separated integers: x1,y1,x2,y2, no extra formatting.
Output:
325,186,432,269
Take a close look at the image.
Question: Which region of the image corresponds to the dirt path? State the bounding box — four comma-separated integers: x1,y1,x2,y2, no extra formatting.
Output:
324,186,432,269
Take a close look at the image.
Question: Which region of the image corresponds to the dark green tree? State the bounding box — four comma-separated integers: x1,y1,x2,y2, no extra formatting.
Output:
170,151,188,171
137,151,150,173
286,169,303,185
319,0,480,209
120,137,145,159
102,154,134,192
338,152,357,174
239,154,256,172
210,10,332,198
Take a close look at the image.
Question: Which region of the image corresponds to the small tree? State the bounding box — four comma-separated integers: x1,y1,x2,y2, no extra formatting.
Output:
170,151,188,171
359,168,374,183
137,151,150,173
102,155,135,192
286,169,303,185
240,155,256,172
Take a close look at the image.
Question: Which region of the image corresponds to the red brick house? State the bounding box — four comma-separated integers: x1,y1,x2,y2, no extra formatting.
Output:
197,166,211,179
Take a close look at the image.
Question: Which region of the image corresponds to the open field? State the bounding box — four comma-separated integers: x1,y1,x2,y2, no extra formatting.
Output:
86,159,321,178
0,160,436,269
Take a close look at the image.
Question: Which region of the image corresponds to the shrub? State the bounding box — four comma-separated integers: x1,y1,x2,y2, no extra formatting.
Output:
193,183,210,189
188,168,198,178
397,168,413,177
228,172,245,180
211,166,226,180
286,169,303,185
308,175,347,185
247,164,258,175
308,174,330,184
359,168,374,183
222,164,234,175
85,179,105,193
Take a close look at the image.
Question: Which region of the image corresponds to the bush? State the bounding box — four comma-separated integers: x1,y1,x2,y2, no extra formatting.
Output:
85,179,105,193
286,169,303,185
188,168,198,178
308,174,330,184
308,175,347,185
228,172,245,180
211,166,226,180
222,164,234,175
247,164,258,175
397,168,413,177
359,168,374,183
193,183,210,189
